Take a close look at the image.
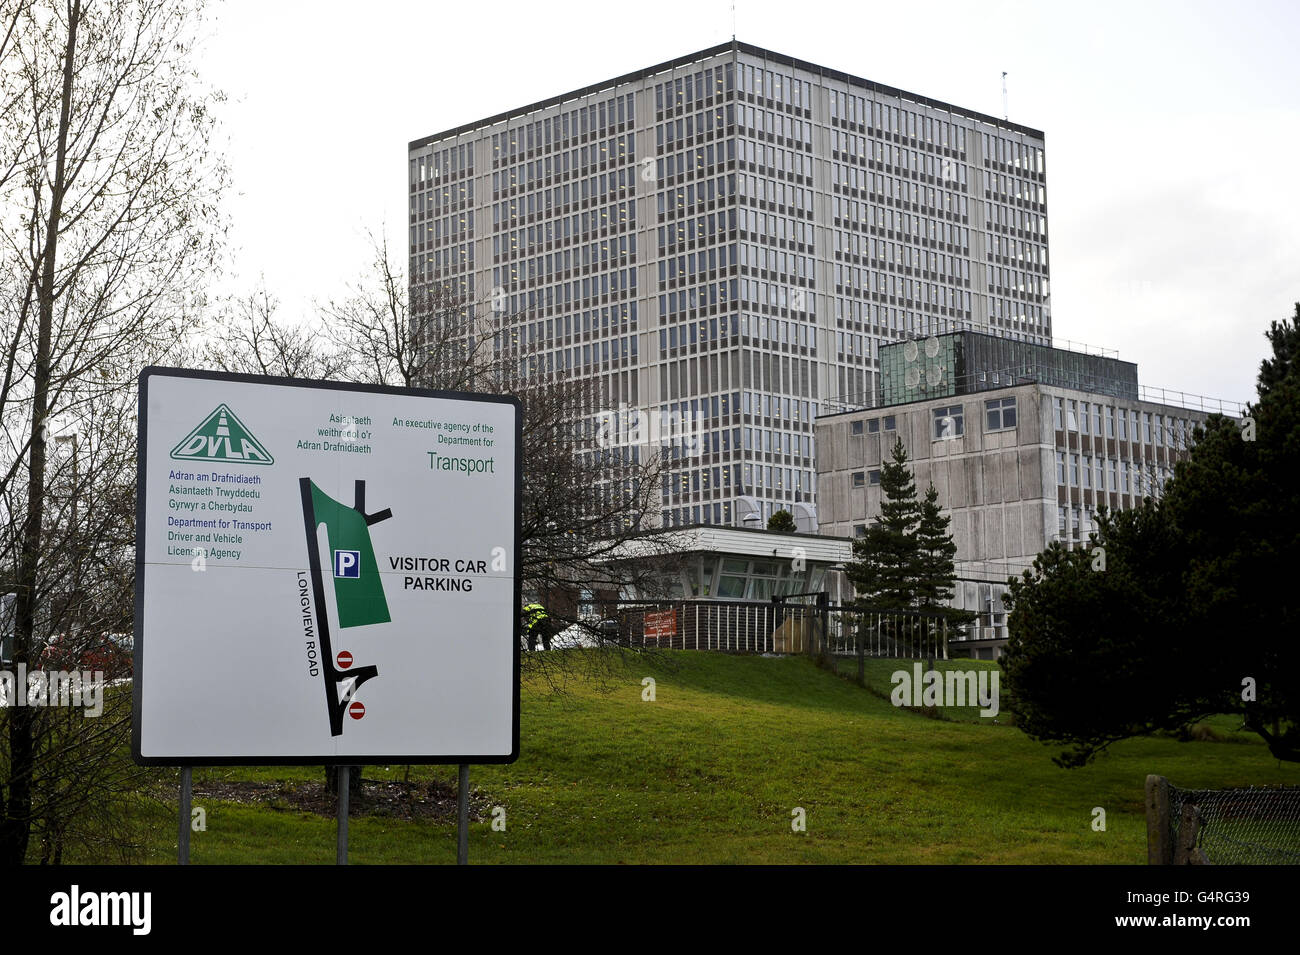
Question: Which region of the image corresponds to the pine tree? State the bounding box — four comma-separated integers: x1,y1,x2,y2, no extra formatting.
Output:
845,439,922,612
914,483,957,608
767,509,797,533
915,482,977,649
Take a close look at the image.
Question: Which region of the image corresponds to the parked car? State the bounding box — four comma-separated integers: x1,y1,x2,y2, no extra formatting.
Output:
39,633,133,679
544,618,621,650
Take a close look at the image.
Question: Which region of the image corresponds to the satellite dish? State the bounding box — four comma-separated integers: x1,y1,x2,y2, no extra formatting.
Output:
790,501,818,534
905,367,921,389
927,364,943,387
903,340,919,363
735,495,762,527
924,336,940,358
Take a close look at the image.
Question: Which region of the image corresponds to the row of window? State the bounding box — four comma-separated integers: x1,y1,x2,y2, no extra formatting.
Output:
493,163,636,208
410,180,473,219
657,107,730,150
663,461,816,502
1052,397,1197,449
986,265,1046,300
495,259,637,300
492,267,638,318
832,197,970,251
490,93,636,165
736,105,814,148
495,192,634,229
512,336,639,375
835,263,973,313
989,233,1047,266
849,414,898,435
832,132,972,187
985,204,1047,238
411,213,471,248
744,428,813,458
835,298,970,337
662,498,794,529
737,61,812,113
834,174,973,223
658,211,732,252
658,279,735,319
656,142,733,183
504,303,637,349
414,244,473,280
737,141,815,182
495,232,635,270
659,315,738,353
851,469,881,488
740,278,816,315
739,243,815,282
988,297,1046,329
658,244,739,286
411,142,474,185
835,231,973,282
655,63,732,115
982,133,1044,175
916,397,1020,440
657,174,735,217
828,89,972,156
986,171,1046,206
738,173,816,216
1056,453,1176,496
737,208,812,248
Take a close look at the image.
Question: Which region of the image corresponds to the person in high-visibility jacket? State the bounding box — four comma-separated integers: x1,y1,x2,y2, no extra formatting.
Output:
523,602,552,651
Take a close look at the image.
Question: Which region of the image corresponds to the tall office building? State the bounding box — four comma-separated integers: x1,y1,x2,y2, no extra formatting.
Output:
408,41,1050,528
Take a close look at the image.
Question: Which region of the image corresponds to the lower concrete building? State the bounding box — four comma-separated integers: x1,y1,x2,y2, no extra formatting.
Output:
815,331,1237,658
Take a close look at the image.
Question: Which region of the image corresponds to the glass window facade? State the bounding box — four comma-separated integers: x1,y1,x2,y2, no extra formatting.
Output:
411,43,1051,528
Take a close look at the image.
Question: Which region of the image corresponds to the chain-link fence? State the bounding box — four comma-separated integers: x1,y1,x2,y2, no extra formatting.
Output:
1146,775,1300,864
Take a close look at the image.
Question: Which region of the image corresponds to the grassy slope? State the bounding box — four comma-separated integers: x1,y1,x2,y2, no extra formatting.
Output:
132,651,1297,864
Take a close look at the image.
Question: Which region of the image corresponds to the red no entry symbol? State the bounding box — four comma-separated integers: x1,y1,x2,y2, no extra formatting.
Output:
337,650,353,669
349,701,365,720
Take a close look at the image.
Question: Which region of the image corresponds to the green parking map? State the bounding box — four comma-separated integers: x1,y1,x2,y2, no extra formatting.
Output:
308,481,391,628
300,478,392,737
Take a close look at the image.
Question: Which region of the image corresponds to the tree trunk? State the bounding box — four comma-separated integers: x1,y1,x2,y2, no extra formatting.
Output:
0,0,79,867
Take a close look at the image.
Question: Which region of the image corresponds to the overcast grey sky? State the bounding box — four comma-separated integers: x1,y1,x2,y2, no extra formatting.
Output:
198,0,1299,405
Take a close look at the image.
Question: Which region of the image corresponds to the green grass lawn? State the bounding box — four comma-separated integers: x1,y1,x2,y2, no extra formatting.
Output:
114,651,1299,864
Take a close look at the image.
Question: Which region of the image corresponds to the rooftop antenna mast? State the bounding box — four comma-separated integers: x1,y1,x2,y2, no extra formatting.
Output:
731,0,737,40
1001,71,1008,120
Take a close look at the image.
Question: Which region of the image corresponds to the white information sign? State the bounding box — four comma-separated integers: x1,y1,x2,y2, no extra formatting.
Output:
134,368,520,764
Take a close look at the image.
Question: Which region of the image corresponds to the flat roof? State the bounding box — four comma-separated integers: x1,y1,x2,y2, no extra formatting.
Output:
609,523,852,563
813,379,1237,422
409,39,1045,151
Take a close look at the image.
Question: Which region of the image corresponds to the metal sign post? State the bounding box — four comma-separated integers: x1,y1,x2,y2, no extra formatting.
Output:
337,766,350,865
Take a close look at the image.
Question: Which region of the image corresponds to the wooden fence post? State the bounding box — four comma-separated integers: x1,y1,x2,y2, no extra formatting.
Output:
1145,774,1173,865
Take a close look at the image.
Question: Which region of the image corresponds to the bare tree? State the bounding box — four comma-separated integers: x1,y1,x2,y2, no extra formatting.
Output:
325,234,687,658
201,281,344,380
0,0,227,863
319,230,433,389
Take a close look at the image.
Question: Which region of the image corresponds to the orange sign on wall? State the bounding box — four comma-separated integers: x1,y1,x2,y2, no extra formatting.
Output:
644,609,677,642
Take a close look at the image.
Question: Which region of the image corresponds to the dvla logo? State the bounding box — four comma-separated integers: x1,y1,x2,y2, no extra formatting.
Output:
170,404,273,465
